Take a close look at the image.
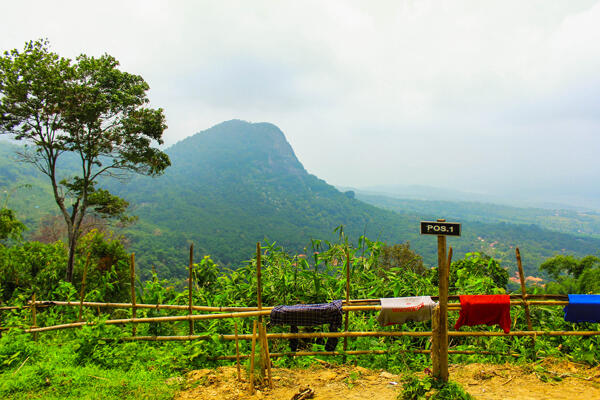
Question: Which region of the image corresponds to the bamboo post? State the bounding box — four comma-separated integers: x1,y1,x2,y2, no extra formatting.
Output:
344,247,350,353
189,244,194,335
234,320,241,381
516,247,535,357
258,322,266,383
31,293,37,341
256,242,266,377
436,219,449,382
258,320,267,379
260,322,273,389
431,305,440,374
256,242,262,321
249,320,258,394
130,253,137,336
78,252,91,322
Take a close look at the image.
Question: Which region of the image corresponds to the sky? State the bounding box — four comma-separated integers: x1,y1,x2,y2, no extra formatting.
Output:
2,1,600,209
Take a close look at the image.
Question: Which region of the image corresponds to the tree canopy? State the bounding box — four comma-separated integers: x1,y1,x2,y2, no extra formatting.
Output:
0,207,26,244
0,39,170,281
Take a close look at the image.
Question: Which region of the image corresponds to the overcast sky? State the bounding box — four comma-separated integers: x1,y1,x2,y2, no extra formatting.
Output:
2,1,600,208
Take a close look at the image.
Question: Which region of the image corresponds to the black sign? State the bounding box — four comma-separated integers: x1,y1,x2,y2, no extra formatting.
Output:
420,221,461,236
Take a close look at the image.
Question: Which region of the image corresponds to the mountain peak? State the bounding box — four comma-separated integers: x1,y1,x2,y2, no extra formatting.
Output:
167,120,306,179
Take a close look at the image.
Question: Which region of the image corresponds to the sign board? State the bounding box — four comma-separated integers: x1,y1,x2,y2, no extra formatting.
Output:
420,221,461,237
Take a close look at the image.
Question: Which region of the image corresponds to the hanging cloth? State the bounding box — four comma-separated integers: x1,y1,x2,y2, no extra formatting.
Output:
454,294,511,334
564,294,600,323
377,296,437,326
270,300,343,351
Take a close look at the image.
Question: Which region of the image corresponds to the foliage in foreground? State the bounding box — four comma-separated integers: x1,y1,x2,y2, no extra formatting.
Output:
0,331,182,400
2,223,600,398
399,375,474,400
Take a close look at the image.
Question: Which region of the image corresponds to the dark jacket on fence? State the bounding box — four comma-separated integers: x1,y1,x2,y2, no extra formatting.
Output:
270,300,343,351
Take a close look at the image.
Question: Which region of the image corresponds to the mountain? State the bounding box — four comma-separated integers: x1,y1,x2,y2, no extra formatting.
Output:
2,120,600,280
109,120,419,277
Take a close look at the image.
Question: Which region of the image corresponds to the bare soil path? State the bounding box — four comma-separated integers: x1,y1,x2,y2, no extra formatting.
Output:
175,359,600,400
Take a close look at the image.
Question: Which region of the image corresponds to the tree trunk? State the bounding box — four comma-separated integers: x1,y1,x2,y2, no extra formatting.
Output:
65,230,78,282
65,207,86,282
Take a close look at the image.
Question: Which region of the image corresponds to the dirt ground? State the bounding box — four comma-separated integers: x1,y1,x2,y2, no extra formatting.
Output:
450,359,600,400
174,359,600,400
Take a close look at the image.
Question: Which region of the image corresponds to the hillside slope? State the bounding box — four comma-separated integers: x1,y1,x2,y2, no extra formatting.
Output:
109,120,420,277
2,121,600,279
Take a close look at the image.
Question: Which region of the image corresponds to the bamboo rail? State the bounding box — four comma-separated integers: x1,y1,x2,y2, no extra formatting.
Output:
347,294,569,303
25,309,273,333
0,306,32,311
114,329,600,343
18,300,574,334
23,294,570,312
117,331,433,341
22,300,569,312
214,348,522,360
28,301,271,312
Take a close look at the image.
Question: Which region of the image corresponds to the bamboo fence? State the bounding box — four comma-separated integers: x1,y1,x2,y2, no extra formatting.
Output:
2,241,599,390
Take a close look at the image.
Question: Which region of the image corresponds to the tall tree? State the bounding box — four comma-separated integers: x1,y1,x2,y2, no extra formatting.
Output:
0,39,170,281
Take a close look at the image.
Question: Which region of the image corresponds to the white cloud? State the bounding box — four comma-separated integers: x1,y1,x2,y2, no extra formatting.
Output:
1,0,600,206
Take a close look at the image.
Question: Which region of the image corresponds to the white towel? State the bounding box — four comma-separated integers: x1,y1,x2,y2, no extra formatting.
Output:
377,296,437,326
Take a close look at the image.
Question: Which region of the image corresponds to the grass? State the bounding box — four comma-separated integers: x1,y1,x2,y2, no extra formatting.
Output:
0,334,183,400
2,364,180,400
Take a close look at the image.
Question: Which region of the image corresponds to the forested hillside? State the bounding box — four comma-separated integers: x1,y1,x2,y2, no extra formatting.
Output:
2,120,600,280
356,192,600,237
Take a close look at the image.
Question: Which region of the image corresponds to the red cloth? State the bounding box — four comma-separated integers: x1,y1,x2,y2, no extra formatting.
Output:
454,294,511,333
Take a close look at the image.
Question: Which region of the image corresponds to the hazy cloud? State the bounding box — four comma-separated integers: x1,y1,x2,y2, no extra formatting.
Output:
1,0,600,208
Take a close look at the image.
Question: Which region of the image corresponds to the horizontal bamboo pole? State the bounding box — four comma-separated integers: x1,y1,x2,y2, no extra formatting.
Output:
26,296,570,313
446,301,568,307
25,300,568,315
1,304,50,311
31,301,378,312
448,330,600,337
350,294,568,303
121,335,212,341
214,348,522,360
118,331,435,342
30,300,270,312
25,310,273,333
28,301,379,312
118,329,600,342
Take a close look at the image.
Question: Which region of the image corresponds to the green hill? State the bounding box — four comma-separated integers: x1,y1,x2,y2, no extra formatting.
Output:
2,120,600,280
107,120,420,277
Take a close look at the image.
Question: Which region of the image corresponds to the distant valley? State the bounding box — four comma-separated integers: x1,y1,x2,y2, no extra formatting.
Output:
348,190,600,238
2,120,600,281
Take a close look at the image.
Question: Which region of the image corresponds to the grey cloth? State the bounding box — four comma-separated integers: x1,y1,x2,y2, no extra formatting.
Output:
377,296,437,326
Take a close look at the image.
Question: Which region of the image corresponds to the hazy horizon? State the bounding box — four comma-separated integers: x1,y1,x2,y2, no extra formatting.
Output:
2,1,600,209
